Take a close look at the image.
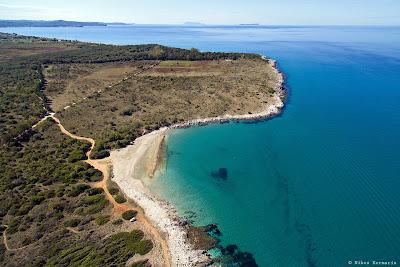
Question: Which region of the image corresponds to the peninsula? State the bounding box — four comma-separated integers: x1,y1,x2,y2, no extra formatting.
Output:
0,19,117,27
0,32,284,266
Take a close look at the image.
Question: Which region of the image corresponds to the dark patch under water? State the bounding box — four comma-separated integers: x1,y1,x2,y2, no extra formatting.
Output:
211,167,228,180
218,244,258,267
204,224,258,266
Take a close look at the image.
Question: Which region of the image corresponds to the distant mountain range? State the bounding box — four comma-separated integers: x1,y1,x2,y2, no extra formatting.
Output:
0,20,130,27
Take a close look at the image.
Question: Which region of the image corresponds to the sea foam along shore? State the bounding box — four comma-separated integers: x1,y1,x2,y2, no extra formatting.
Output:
110,56,285,266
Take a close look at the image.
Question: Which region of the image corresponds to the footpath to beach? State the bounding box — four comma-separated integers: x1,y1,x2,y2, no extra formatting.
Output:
49,115,172,267
22,55,285,266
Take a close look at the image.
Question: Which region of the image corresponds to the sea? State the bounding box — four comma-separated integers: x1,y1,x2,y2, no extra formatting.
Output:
2,25,399,267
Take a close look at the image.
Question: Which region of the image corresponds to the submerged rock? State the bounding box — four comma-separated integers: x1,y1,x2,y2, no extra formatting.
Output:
219,244,258,267
211,167,228,180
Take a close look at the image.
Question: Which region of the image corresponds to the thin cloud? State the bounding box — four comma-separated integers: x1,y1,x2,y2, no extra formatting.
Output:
0,3,73,20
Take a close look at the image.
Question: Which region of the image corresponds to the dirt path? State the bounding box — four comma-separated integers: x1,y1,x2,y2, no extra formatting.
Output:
2,225,30,251
59,61,160,110
49,115,172,267
66,227,80,234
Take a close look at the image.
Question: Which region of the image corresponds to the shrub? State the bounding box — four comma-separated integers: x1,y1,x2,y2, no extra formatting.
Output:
112,219,123,225
134,240,153,255
114,194,126,204
131,260,151,267
83,195,109,214
87,188,103,196
91,150,110,159
95,215,110,226
83,168,102,182
67,150,85,163
64,218,80,227
22,237,34,246
67,183,90,197
108,187,119,195
30,195,45,205
16,203,34,216
122,210,137,220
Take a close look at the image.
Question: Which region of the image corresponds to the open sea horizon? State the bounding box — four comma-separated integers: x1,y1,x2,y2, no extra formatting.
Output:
2,25,399,266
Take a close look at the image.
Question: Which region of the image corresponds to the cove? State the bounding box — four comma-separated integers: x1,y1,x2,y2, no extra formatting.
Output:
4,25,400,266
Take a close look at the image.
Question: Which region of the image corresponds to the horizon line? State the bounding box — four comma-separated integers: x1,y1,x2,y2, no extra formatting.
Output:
0,19,400,27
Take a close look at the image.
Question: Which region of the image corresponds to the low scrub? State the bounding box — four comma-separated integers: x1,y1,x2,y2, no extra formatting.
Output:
122,210,137,220
64,218,80,228
114,194,127,204
95,215,110,226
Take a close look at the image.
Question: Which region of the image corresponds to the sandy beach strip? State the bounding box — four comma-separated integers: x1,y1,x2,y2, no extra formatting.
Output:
110,56,285,266
110,128,210,266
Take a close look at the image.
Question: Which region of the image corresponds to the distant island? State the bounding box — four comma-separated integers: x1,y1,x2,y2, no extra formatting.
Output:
0,19,129,27
183,21,206,26
239,23,260,26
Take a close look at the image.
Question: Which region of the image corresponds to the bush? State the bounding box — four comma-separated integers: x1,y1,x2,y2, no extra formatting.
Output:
87,188,103,196
122,210,137,220
64,218,80,227
83,195,109,214
67,150,86,163
16,203,34,216
108,187,119,195
22,237,34,246
91,149,110,159
268,87,275,94
134,240,153,255
67,183,90,197
30,195,45,205
114,194,126,204
83,168,102,182
112,219,123,225
130,260,151,267
95,215,110,226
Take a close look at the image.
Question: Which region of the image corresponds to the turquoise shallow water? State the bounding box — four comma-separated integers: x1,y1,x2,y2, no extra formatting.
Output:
3,26,400,266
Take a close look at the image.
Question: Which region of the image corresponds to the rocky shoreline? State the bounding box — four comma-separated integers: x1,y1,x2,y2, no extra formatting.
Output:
170,58,285,130
110,55,286,266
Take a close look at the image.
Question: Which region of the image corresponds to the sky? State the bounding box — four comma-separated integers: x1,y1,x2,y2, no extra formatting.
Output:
0,0,399,25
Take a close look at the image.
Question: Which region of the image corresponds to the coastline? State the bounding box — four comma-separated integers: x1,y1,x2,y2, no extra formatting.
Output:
110,56,285,266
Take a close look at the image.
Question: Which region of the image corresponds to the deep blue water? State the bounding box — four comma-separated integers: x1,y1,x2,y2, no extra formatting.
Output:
3,25,400,266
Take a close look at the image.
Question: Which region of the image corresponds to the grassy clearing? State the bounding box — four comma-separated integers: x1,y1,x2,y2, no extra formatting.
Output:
56,59,279,158
43,61,153,111
159,60,195,67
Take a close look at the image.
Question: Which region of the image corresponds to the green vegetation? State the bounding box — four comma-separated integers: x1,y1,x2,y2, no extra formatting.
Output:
64,218,80,228
130,260,151,267
106,178,127,203
0,119,114,266
0,120,96,191
95,215,110,226
45,230,152,266
115,194,127,204
122,210,138,220
112,218,124,225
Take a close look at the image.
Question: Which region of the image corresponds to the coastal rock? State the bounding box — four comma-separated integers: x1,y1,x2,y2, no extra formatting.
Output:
211,167,228,180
